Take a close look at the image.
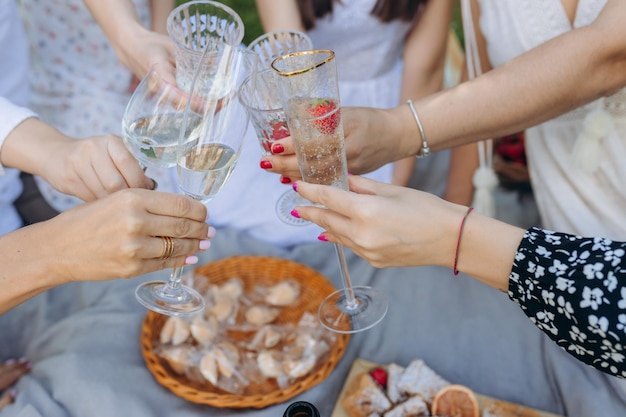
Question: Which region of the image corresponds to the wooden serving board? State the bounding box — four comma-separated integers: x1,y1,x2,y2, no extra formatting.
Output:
331,359,564,417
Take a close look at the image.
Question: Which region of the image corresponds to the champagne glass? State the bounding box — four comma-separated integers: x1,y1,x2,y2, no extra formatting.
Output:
246,30,312,66
240,30,313,226
121,64,201,170
134,44,254,316
271,50,388,333
167,0,245,92
239,68,312,226
121,64,206,315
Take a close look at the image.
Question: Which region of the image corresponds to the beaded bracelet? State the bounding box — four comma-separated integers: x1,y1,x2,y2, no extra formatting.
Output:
406,99,431,158
453,207,474,276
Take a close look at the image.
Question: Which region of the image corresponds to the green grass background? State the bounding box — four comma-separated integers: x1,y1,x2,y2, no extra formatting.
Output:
174,0,463,47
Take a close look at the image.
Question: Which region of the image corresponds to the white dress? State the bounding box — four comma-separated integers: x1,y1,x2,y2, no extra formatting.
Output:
210,0,451,248
17,0,179,212
478,0,626,240
478,0,626,396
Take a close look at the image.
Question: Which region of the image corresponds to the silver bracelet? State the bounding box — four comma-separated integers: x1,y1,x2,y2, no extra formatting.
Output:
406,99,430,158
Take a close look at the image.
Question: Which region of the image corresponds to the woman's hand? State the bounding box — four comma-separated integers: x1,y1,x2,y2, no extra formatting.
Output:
2,117,154,201
0,359,30,411
42,188,212,281
290,176,462,268
291,176,523,291
40,134,154,202
260,107,415,182
0,188,214,313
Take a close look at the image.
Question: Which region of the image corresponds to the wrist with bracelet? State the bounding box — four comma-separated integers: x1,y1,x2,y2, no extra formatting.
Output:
406,99,431,158
453,207,474,276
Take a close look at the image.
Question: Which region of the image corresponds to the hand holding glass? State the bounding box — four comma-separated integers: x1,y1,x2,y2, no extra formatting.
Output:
271,50,388,333
128,46,252,316
239,30,313,226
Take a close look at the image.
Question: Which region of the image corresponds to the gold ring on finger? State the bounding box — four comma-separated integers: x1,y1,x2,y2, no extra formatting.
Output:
158,236,175,259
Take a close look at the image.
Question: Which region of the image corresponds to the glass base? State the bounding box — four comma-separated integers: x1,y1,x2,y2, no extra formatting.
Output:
135,281,205,316
275,189,310,226
318,286,388,334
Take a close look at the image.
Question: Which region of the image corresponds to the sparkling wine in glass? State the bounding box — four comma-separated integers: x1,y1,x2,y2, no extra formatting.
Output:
134,44,253,316
272,50,388,333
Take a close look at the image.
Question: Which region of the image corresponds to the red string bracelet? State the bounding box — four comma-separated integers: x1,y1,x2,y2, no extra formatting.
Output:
453,207,474,276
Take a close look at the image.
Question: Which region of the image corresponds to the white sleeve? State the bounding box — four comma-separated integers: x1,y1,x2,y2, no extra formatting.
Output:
0,97,36,175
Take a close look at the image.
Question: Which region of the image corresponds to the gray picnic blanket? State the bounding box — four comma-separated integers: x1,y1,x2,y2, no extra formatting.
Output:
1,227,624,417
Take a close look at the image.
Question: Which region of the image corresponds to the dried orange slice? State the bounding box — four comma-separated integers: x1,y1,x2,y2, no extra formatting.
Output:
431,384,480,417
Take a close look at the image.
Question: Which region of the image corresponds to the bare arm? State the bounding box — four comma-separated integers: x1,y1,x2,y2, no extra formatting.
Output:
255,0,305,32
149,0,175,35
82,0,174,78
292,176,522,291
1,115,154,200
265,0,626,177
408,0,626,153
443,0,488,205
392,0,454,186
0,189,211,314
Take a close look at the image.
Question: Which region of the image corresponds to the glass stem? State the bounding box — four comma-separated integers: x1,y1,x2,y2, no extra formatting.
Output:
334,243,358,309
159,266,186,300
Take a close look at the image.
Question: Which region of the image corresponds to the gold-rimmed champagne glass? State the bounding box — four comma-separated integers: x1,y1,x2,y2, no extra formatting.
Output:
271,50,388,333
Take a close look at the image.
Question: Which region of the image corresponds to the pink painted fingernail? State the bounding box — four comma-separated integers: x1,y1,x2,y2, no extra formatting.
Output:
290,209,300,218
317,234,328,242
292,182,298,192
185,256,199,265
199,240,211,250
260,160,272,169
280,176,292,184
207,226,216,238
272,144,284,154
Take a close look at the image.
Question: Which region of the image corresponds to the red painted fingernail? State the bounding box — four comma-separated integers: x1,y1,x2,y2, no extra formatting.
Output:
317,234,328,242
280,176,292,184
292,182,298,192
272,144,284,154
260,160,272,169
290,209,300,218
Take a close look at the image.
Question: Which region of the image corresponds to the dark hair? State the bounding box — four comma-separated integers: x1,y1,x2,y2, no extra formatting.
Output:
296,0,427,30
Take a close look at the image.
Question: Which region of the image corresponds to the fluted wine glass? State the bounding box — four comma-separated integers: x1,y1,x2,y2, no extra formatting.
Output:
271,50,388,333
133,45,254,316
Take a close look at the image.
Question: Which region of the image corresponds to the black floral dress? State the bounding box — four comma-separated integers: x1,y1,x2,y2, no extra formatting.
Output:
508,227,626,378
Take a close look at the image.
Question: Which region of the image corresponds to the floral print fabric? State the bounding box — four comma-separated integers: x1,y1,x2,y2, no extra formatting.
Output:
509,226,626,377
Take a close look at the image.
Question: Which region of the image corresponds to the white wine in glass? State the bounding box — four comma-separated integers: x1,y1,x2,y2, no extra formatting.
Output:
121,65,203,169
134,45,253,317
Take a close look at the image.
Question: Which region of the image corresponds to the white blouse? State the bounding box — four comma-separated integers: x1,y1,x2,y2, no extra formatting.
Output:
0,1,35,235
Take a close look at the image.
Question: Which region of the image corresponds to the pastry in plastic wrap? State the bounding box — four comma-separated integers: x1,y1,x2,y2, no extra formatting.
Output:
383,395,429,417
342,372,392,417
396,359,449,404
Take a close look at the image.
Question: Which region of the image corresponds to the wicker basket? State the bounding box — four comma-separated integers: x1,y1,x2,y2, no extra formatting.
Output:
140,255,350,408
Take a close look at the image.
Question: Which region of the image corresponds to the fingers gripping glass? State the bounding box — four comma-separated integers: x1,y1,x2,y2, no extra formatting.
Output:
130,7,252,316
271,50,388,333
